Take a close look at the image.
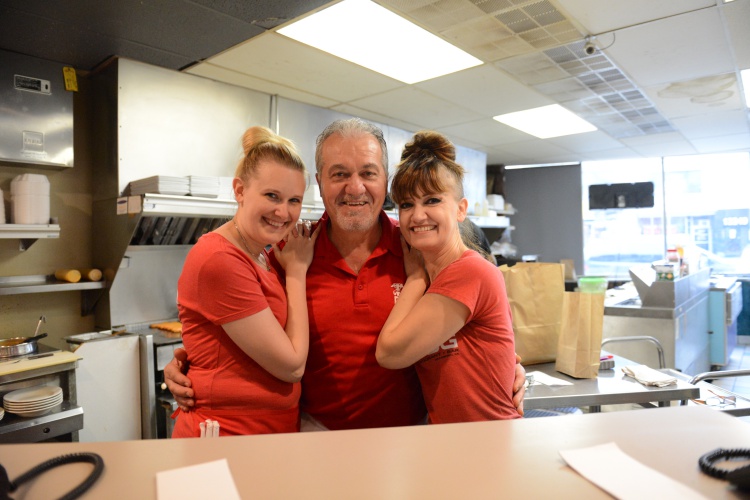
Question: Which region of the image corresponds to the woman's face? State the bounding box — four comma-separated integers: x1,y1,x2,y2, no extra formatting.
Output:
234,160,306,247
397,171,467,254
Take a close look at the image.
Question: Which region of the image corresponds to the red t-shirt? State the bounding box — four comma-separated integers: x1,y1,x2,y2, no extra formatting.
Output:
418,250,520,424
297,212,426,430
172,232,300,437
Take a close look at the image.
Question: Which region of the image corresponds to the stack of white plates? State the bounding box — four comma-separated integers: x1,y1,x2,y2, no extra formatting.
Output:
188,175,220,198
3,385,63,418
126,176,190,196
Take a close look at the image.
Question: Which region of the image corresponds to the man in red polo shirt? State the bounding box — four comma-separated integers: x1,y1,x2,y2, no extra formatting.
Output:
165,118,525,430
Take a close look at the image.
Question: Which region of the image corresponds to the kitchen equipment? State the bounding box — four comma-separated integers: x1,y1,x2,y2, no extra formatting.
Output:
64,331,141,441
0,49,74,169
709,277,743,368
603,267,711,375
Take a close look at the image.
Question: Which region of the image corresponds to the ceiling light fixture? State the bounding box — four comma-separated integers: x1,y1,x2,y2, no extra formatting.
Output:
741,69,750,108
276,0,482,84
493,104,597,139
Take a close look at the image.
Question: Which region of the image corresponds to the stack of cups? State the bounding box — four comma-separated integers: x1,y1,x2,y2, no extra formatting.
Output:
11,174,50,224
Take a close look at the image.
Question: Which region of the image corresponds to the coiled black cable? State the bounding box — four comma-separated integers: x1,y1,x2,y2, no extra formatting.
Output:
6,452,104,500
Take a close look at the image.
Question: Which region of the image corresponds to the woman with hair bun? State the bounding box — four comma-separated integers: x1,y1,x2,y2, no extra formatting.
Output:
172,126,319,437
376,130,520,424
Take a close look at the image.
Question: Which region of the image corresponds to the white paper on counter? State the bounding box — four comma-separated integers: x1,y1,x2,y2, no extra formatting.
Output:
526,371,573,386
559,442,707,500
156,459,241,500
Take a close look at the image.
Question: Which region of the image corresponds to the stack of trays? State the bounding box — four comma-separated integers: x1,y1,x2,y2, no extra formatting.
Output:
188,176,220,198
126,176,190,196
3,385,63,418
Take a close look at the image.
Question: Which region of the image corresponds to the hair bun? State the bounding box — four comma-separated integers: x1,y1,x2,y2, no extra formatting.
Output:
401,130,456,163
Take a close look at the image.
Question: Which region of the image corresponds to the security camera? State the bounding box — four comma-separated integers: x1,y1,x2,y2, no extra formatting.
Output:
584,42,596,55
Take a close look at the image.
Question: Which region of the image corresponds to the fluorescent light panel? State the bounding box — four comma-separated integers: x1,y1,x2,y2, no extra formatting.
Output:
493,104,597,139
742,69,750,108
277,0,482,84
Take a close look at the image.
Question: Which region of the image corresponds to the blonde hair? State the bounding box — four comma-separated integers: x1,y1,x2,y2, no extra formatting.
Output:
390,130,465,205
235,126,306,183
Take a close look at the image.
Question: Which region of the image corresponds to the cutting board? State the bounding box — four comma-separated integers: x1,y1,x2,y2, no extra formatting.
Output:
0,350,81,377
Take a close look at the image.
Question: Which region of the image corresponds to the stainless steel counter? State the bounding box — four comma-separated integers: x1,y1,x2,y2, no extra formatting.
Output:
524,353,699,412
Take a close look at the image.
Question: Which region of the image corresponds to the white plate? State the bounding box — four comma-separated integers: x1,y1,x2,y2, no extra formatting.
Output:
7,403,61,418
4,394,63,410
3,385,62,404
0,407,4,421
4,391,63,406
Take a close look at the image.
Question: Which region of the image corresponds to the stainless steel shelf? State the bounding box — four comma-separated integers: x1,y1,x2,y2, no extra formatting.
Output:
0,223,60,250
0,275,106,296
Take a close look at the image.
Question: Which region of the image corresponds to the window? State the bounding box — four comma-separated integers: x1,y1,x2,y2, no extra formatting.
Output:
582,152,750,279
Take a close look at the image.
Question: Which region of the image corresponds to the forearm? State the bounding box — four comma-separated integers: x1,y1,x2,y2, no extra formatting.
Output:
283,270,310,379
376,277,427,365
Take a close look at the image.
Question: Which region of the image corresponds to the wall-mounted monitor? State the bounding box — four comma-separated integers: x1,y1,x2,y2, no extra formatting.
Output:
588,182,654,209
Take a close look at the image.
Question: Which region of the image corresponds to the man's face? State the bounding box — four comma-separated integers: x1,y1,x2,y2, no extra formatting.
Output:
316,133,387,233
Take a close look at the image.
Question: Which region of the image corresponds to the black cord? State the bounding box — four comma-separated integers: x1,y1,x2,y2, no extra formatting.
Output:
7,452,104,500
699,448,750,479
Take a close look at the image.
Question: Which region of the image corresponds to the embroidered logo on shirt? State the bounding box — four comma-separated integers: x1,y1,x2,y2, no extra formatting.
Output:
391,283,404,304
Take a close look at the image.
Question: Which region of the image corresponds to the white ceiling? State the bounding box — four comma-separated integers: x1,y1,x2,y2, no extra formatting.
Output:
185,0,750,166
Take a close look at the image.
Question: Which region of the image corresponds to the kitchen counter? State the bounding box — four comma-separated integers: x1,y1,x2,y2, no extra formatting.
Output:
0,406,746,499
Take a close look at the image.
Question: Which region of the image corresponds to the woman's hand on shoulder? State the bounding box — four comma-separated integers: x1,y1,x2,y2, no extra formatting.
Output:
274,220,320,274
400,236,427,283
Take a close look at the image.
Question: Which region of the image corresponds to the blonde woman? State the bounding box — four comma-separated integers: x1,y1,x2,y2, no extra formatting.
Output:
172,126,319,437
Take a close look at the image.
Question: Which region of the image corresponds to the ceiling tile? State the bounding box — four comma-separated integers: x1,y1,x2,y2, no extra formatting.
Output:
722,0,750,68
642,74,744,119
671,110,750,140
415,64,551,115
186,63,339,108
553,0,715,34
347,87,484,129
604,7,735,87
692,133,750,154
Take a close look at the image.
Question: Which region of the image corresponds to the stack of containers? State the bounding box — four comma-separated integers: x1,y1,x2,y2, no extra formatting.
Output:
10,174,50,224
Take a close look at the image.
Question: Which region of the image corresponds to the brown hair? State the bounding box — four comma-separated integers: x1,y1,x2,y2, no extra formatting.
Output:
390,130,465,205
235,126,306,183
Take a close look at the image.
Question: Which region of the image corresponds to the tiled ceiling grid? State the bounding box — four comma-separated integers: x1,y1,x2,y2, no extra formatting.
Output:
382,0,674,139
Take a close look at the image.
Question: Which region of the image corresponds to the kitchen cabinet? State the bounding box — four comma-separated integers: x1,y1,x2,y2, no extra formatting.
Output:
0,351,82,443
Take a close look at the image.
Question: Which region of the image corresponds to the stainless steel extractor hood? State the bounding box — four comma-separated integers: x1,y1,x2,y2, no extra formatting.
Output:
0,49,74,168
90,194,237,329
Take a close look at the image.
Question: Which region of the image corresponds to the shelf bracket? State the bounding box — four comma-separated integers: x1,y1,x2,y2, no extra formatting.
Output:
19,239,36,251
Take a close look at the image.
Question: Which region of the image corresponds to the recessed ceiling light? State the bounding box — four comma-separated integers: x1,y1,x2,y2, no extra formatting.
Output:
277,0,482,84
741,69,750,108
493,104,597,139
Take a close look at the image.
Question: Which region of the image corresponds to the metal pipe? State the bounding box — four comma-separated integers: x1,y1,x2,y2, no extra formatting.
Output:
601,335,666,369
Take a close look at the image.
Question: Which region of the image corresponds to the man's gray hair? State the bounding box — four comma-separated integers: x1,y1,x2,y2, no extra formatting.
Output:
315,118,389,178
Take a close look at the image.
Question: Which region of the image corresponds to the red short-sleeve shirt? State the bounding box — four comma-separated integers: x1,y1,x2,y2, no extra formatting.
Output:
299,212,426,430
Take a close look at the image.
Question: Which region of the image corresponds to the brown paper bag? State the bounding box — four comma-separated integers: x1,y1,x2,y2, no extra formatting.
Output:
555,292,605,378
499,263,565,365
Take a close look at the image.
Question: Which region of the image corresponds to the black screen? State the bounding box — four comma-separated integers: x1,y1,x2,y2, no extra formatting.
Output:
588,182,654,209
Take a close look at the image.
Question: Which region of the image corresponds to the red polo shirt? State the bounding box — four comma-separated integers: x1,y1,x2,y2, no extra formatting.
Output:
296,211,425,430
